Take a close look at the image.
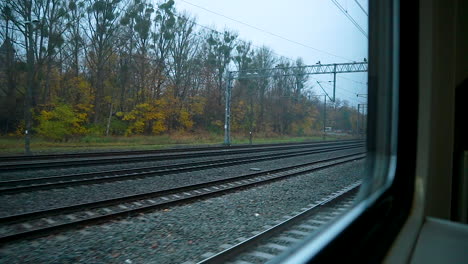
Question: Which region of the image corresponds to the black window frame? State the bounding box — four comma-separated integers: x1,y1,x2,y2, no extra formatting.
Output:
271,0,420,262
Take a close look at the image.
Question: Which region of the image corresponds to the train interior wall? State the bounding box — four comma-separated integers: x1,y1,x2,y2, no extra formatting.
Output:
384,0,468,263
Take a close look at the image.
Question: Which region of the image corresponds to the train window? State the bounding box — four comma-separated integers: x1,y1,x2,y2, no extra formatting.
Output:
0,0,423,263
271,0,420,262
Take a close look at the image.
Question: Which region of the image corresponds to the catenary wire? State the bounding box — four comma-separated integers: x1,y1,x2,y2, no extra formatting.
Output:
354,0,368,16
179,0,354,62
173,13,298,64
330,0,368,38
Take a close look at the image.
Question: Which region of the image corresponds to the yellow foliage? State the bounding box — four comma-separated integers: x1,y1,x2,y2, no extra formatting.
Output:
211,120,224,129
120,101,168,136
131,120,145,134
40,110,54,121
289,100,317,136
62,77,94,107
36,104,89,141
152,120,166,134
118,93,206,135
231,100,250,131
188,96,206,116
9,121,25,137
179,109,193,129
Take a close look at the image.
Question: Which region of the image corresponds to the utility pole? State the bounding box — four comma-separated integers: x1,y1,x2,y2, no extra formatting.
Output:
332,64,337,102
357,104,360,138
362,104,367,138
316,81,330,141
356,95,368,138
323,95,327,140
357,103,368,138
224,61,367,145
224,72,232,146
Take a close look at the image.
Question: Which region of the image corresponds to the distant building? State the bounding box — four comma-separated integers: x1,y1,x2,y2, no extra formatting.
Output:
0,37,20,133
0,37,15,69
0,37,15,96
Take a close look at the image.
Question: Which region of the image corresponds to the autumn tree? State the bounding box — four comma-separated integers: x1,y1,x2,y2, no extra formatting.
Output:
250,46,276,132
36,103,88,141
151,0,175,99
84,0,121,124
65,0,86,77
0,0,363,141
205,30,237,105
169,13,197,99
34,0,68,104
121,0,155,105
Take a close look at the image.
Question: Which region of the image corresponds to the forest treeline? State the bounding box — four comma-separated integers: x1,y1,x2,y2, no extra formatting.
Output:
0,0,360,141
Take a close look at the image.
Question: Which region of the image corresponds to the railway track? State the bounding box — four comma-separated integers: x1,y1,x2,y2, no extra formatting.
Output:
0,153,365,244
198,182,360,264
0,143,364,194
0,140,363,172
0,139,362,162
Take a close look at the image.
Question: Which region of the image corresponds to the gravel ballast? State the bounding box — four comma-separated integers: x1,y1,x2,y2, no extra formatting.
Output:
0,159,364,264
0,144,362,181
0,148,363,216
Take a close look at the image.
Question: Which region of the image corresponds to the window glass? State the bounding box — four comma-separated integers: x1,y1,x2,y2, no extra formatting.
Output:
0,1,370,263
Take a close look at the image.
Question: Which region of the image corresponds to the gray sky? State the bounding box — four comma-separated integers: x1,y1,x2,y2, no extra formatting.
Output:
174,0,368,106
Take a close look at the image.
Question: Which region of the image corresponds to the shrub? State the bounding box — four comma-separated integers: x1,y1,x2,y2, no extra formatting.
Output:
36,104,88,141
87,124,106,136
109,117,127,136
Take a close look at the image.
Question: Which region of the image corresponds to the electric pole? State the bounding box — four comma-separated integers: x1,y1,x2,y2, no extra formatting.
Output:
224,62,367,145
332,64,337,101
357,104,360,138
357,103,367,138
224,72,232,146
316,81,332,141
323,95,327,140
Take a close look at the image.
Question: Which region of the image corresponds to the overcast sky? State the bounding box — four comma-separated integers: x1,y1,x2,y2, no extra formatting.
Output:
174,0,368,106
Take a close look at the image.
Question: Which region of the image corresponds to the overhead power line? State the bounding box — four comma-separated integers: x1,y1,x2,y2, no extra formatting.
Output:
174,13,297,63
337,75,367,86
179,0,354,62
314,77,361,96
331,0,368,39
354,0,368,16
309,75,367,105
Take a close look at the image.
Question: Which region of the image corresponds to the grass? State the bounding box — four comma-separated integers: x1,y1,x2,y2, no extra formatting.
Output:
0,133,355,155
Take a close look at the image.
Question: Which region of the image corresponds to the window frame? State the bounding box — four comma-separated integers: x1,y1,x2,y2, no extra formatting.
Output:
271,0,420,262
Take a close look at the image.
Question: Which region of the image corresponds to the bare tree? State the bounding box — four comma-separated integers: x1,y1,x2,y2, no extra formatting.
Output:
65,0,86,77
84,0,121,123
147,0,175,100
205,29,237,106
251,46,276,131
169,13,198,99
33,0,67,104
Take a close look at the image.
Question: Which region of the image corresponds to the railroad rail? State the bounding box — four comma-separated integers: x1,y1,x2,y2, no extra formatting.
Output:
198,182,360,264
0,140,364,172
0,153,365,243
0,139,362,162
0,143,364,194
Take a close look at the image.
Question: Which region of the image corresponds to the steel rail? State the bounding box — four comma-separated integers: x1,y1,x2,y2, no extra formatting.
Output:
0,153,365,243
0,140,364,172
0,144,364,194
198,182,361,264
0,139,362,162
